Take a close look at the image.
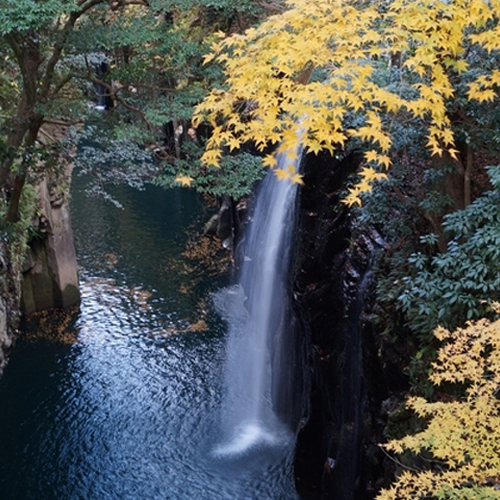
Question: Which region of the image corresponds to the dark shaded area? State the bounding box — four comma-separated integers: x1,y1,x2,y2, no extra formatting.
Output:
292,152,404,499
94,62,114,110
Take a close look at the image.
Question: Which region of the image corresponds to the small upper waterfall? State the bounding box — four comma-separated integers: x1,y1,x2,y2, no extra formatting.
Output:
214,150,302,456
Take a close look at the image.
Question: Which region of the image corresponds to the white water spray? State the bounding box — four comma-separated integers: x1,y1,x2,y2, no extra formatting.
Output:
214,150,302,456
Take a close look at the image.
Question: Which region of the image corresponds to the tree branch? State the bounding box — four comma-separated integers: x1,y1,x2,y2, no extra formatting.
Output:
43,118,87,126
85,74,155,131
48,74,75,99
379,446,423,475
41,0,107,100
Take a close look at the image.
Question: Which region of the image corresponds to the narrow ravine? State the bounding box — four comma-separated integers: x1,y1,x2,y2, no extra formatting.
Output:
0,175,298,500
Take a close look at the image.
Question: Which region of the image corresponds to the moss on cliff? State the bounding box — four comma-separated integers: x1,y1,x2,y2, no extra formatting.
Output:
0,184,38,377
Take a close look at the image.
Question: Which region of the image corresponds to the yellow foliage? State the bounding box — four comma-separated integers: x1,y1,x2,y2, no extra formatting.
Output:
194,0,500,202
378,314,500,499
262,153,278,168
174,174,194,187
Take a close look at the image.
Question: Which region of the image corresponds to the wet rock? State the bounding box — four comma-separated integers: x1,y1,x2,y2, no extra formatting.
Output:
203,196,236,246
203,213,219,236
217,196,233,242
0,295,8,377
0,298,7,348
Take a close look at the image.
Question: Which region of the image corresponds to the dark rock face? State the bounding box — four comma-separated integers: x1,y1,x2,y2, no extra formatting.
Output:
0,240,22,378
293,152,389,500
203,195,239,250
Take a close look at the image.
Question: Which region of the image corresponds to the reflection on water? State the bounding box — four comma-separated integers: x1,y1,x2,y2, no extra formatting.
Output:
0,179,298,499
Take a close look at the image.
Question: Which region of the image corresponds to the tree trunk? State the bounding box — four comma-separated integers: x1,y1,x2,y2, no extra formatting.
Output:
2,34,42,222
0,101,31,190
464,144,472,207
4,118,42,223
4,176,26,223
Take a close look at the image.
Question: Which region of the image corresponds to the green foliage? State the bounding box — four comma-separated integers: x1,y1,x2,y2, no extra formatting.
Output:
0,0,73,35
148,0,272,19
398,166,500,335
156,140,264,199
0,0,282,212
0,182,39,263
143,86,208,126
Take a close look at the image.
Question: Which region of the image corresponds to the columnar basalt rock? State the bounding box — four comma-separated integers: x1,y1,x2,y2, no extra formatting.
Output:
0,124,80,378
293,152,390,500
21,163,80,315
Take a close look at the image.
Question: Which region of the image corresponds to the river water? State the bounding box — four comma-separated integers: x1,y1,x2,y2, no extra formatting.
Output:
0,177,298,499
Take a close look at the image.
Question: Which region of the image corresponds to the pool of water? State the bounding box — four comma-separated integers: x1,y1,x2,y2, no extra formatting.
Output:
0,178,298,499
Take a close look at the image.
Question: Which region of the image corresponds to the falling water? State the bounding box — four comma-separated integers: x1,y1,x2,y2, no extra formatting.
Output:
214,150,302,456
0,177,298,500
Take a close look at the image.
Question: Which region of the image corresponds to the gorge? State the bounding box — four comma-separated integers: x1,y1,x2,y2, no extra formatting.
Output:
3,2,499,498
0,143,393,500
0,171,302,500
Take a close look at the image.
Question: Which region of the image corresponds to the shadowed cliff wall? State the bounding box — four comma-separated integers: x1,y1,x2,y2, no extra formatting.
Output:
293,152,390,500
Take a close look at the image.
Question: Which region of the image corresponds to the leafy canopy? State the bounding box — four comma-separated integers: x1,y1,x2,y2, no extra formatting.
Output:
194,0,500,204
0,0,271,205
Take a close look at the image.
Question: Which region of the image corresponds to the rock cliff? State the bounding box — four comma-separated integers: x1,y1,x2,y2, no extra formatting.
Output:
0,239,22,378
0,149,79,378
293,152,392,499
21,163,80,314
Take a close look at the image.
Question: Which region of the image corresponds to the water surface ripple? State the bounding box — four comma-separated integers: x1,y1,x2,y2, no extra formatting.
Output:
0,180,298,499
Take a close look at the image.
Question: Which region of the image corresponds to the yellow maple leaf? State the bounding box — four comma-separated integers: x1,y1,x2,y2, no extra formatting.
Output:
291,173,305,185
378,155,392,169
360,166,378,181
200,149,222,168
262,154,277,168
274,168,290,180
364,150,379,163
225,136,241,152
202,52,216,65
174,175,194,187
343,190,362,207
306,141,323,155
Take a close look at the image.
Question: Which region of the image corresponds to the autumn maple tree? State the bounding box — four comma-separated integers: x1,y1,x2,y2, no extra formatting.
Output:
193,0,500,205
377,311,500,499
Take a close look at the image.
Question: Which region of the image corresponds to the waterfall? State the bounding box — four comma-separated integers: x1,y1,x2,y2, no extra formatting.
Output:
214,150,302,456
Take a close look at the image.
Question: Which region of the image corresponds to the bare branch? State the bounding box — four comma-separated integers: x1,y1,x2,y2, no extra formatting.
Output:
379,447,423,475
